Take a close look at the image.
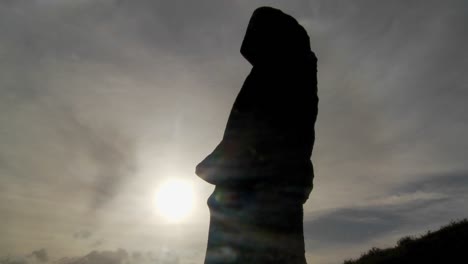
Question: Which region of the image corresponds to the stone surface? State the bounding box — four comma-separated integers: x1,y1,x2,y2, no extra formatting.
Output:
196,6,318,264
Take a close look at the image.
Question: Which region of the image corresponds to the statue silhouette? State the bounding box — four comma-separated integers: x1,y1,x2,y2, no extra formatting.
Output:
196,6,318,264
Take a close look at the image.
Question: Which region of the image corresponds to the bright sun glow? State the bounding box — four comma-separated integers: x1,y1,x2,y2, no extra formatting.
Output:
154,179,195,223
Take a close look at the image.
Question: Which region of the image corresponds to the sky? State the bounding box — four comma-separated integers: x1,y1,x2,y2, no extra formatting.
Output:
0,0,467,263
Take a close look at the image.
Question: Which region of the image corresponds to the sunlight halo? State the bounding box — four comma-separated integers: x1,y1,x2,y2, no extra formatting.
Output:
154,179,195,223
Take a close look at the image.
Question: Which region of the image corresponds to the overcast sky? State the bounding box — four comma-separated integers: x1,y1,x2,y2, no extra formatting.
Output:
1,1,467,264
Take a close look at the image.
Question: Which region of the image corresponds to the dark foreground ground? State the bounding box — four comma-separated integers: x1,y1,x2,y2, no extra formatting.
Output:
343,219,468,264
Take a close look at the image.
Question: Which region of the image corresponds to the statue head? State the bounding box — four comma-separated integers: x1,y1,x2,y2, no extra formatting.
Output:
240,7,312,66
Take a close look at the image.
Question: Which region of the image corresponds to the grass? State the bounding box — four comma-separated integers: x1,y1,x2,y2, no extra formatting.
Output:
343,219,468,264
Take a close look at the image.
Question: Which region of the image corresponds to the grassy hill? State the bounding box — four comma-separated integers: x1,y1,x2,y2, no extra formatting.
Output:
343,219,468,264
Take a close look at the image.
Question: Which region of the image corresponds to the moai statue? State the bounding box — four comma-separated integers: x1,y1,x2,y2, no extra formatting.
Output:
196,6,318,264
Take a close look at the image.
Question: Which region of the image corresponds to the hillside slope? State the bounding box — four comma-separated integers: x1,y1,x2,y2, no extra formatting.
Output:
343,219,468,264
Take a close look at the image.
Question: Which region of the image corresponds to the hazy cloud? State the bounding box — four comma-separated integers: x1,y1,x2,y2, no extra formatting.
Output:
30,249,48,263
304,193,449,249
305,170,467,251
61,113,137,211
73,230,92,240
55,249,128,264
396,171,468,195
0,248,181,264
0,256,28,264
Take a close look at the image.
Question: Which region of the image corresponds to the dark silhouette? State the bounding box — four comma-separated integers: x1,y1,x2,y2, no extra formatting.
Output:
196,6,318,264
343,219,468,264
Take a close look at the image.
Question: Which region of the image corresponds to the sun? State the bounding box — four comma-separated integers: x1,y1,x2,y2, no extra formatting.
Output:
154,179,195,223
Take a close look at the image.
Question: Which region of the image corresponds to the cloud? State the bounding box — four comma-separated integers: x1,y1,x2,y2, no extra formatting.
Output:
310,0,468,166
90,240,104,249
30,249,48,263
55,249,128,264
0,249,48,264
0,256,28,264
305,170,468,250
304,195,452,252
396,171,468,195
57,109,137,211
73,230,92,240
300,0,468,215
304,207,402,248
0,248,181,264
